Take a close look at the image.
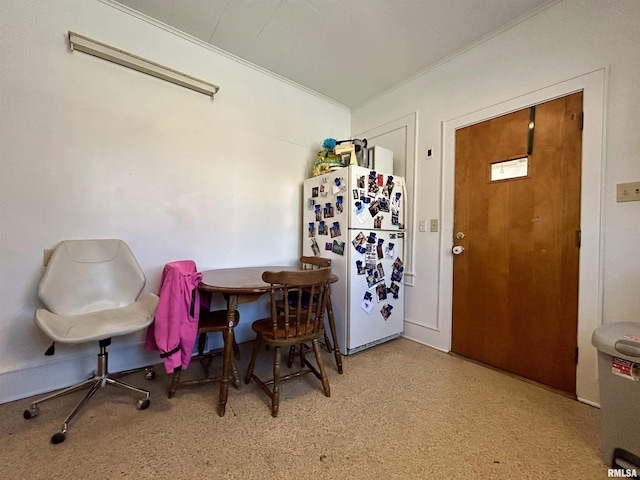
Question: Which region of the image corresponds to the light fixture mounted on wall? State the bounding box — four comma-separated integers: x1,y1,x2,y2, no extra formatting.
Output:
67,31,220,99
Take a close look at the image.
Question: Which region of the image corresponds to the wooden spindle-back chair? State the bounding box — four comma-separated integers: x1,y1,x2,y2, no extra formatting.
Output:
245,268,332,417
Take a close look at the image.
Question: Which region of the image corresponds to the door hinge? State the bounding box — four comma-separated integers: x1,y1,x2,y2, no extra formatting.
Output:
527,106,536,155
576,346,579,364
577,230,581,248
580,112,584,131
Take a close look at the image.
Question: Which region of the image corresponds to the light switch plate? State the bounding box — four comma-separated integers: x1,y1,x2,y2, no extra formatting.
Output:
616,182,640,202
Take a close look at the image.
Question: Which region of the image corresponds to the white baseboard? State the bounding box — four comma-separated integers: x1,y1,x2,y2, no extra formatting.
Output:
1,322,260,405
0,342,159,405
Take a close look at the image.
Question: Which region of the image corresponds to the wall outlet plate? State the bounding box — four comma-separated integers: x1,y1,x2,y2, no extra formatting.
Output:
616,182,640,202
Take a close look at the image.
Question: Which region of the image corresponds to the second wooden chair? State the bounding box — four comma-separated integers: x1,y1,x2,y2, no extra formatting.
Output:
277,256,343,374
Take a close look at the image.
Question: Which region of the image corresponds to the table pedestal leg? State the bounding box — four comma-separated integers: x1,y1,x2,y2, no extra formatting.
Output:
218,295,238,417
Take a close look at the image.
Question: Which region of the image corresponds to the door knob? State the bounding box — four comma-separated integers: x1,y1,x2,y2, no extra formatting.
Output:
452,246,464,255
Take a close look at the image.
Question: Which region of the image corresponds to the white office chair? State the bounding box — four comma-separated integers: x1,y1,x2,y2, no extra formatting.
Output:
23,239,159,444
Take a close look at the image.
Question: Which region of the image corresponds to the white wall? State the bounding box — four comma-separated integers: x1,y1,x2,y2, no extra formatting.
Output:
352,0,640,405
0,0,350,403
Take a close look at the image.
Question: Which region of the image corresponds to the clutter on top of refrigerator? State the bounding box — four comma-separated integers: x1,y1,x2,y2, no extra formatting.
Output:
313,138,368,176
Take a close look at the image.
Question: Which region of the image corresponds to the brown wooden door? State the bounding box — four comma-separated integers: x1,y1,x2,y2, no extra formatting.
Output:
451,92,583,394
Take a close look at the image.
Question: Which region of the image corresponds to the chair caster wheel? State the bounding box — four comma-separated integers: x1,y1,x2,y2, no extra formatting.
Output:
137,398,150,410
23,406,39,419
51,431,66,444
144,368,155,380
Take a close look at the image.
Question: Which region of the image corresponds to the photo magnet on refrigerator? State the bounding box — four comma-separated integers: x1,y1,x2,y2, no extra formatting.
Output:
355,201,368,224
385,242,395,258
352,231,366,250
377,197,390,212
391,258,404,282
383,176,395,197
333,177,346,194
361,292,373,314
392,192,401,208
311,238,320,256
365,244,377,269
368,171,379,196
368,202,380,218
324,203,334,218
381,304,393,321
332,240,345,255
366,268,382,288
376,238,384,259
330,222,341,238
376,263,385,280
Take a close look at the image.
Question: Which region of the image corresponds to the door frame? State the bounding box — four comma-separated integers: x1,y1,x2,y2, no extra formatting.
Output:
439,68,606,406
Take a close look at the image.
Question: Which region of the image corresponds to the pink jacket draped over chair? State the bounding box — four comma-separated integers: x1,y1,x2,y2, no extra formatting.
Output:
145,260,203,373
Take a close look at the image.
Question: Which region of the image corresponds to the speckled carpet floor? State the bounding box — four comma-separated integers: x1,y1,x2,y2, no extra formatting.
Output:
1,338,607,479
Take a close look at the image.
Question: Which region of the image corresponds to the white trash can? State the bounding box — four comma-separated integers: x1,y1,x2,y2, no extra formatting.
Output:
591,322,640,470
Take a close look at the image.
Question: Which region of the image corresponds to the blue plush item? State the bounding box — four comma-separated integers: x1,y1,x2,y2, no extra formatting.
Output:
322,138,337,150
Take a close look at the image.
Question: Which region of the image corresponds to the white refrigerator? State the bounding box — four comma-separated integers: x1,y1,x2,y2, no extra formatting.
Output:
302,165,405,354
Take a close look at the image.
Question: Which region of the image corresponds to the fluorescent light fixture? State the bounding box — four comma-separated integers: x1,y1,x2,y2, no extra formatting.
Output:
68,31,219,99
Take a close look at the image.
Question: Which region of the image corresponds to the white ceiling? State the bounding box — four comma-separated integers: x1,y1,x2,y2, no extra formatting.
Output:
113,0,554,108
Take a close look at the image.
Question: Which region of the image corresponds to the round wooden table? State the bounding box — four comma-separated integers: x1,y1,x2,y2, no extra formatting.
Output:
199,266,342,416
